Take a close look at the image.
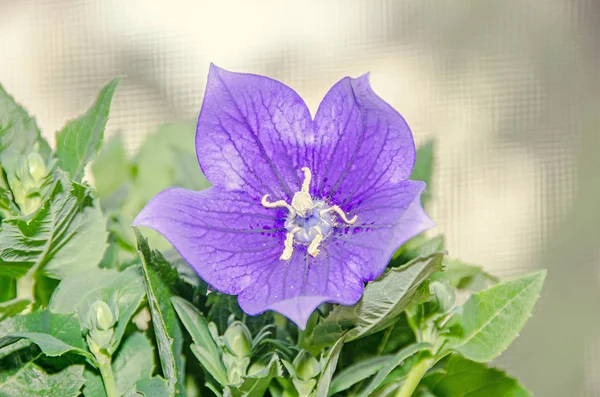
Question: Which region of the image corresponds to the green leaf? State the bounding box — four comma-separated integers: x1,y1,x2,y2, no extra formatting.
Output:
56,78,121,182
356,342,432,397
171,296,228,386
439,259,498,291
49,266,145,354
0,187,14,217
422,355,532,396
0,351,85,397
133,121,204,202
0,277,16,303
113,332,155,394
314,253,444,344
83,332,156,397
229,354,283,397
449,270,546,362
329,355,393,396
134,228,185,396
314,336,344,397
0,174,107,279
0,84,51,174
0,310,91,360
0,298,30,321
116,122,210,231
396,235,444,261
411,140,434,206
91,133,130,199
136,376,171,397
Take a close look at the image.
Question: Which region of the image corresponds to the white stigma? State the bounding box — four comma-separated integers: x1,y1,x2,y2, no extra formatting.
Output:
261,167,358,260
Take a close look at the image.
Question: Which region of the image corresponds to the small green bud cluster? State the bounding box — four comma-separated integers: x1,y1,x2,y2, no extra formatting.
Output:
221,321,253,384
84,299,119,359
283,350,321,396
429,280,456,314
408,280,460,348
7,145,51,215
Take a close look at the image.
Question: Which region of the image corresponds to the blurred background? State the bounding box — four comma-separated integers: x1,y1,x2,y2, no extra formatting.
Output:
1,0,598,395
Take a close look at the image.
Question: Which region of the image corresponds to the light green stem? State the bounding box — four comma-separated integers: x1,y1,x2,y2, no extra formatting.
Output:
377,324,395,356
98,357,119,397
395,357,433,397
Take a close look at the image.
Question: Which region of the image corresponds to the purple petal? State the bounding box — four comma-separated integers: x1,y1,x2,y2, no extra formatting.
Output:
311,74,416,209
133,187,286,295
332,180,435,281
237,244,364,329
196,64,314,201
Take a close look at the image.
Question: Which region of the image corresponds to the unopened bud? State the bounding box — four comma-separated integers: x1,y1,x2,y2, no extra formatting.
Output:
223,321,252,357
89,300,115,331
27,152,47,183
293,350,320,381
430,281,455,314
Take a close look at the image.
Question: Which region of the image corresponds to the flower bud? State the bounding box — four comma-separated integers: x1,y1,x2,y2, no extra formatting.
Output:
293,378,317,396
293,350,320,381
223,321,252,357
88,300,116,331
27,152,47,183
429,281,456,314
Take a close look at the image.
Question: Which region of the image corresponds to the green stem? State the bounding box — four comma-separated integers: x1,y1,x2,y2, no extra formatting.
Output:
98,356,119,397
395,356,433,397
377,324,395,356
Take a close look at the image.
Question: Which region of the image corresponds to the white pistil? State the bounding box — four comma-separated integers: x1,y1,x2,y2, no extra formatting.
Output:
261,167,357,260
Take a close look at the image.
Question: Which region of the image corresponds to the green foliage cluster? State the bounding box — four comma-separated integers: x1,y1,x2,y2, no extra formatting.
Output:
0,80,545,397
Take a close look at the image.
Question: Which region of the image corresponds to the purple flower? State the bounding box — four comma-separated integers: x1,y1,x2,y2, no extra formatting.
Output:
134,65,434,329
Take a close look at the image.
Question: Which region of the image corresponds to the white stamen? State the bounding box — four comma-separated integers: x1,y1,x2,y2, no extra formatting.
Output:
328,205,358,225
280,232,295,260
307,232,323,257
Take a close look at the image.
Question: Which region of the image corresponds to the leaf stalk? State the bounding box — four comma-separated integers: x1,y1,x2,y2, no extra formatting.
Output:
98,353,119,397
394,355,433,397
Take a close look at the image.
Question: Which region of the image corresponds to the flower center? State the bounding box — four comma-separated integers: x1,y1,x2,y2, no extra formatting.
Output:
261,167,357,260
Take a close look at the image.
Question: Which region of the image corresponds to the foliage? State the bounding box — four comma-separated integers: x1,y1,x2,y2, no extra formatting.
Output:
0,79,545,397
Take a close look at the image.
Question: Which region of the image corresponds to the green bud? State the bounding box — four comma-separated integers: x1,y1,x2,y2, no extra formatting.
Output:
430,281,456,314
223,321,252,357
27,152,47,183
292,378,317,396
88,300,115,330
293,350,320,381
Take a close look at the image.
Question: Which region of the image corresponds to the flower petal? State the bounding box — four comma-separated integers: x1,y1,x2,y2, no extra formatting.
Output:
332,180,435,281
133,187,287,295
312,74,416,209
196,64,314,201
237,244,364,329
